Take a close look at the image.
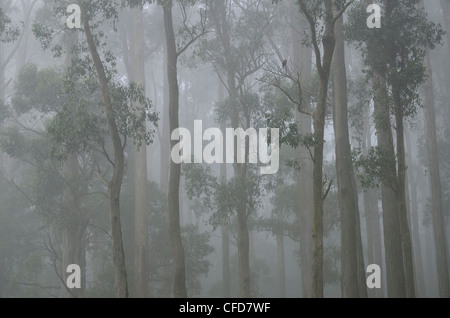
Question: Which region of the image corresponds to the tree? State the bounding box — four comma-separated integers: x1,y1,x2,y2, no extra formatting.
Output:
163,0,187,298
423,48,450,297
161,0,206,297
332,11,367,298
347,0,444,297
296,0,354,298
60,32,89,298
204,0,272,297
289,5,314,298
441,0,450,57
130,4,150,298
81,4,129,298
351,79,385,297
33,0,158,297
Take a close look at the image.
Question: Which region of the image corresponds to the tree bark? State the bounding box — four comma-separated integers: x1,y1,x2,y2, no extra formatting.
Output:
60,36,89,298
82,8,128,298
405,128,425,297
276,233,286,298
60,190,88,298
298,0,338,298
219,79,230,298
372,72,406,298
0,39,4,175
441,0,450,57
362,108,384,298
163,2,188,298
332,14,367,298
131,5,149,298
392,83,416,298
211,0,251,297
423,51,450,297
291,7,313,298
160,43,170,194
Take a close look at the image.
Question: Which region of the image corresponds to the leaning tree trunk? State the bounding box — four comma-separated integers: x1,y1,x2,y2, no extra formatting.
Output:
423,51,450,297
163,2,188,298
82,10,128,298
332,14,367,298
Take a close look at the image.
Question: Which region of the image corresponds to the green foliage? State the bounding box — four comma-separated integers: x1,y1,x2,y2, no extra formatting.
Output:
255,182,298,238
47,102,106,161
0,7,20,43
32,0,160,160
0,176,49,297
347,76,372,143
346,0,444,119
109,81,159,149
215,93,262,127
184,163,264,229
260,80,323,154
182,225,214,295
196,0,271,80
352,146,397,189
119,180,214,297
12,64,64,115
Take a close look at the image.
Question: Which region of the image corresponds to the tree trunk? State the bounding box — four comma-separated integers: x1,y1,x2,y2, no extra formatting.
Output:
392,84,416,298
131,5,149,298
405,128,425,297
236,202,250,297
211,0,251,297
298,0,340,298
441,0,450,57
219,79,230,298
229,61,250,299
60,39,88,298
160,43,170,194
291,7,313,298
297,113,314,298
362,108,384,298
372,72,406,298
60,204,88,298
311,71,327,299
82,10,128,298
0,40,4,175
163,2,188,298
332,14,367,298
361,0,406,298
423,52,450,297
60,30,88,299
276,233,286,298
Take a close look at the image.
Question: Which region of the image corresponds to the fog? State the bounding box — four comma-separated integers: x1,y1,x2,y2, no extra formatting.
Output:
0,0,449,298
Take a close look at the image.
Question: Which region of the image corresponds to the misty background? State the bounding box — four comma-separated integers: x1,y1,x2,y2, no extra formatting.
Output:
0,0,449,298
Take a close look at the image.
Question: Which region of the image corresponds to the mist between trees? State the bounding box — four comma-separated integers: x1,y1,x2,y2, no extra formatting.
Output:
0,0,449,298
